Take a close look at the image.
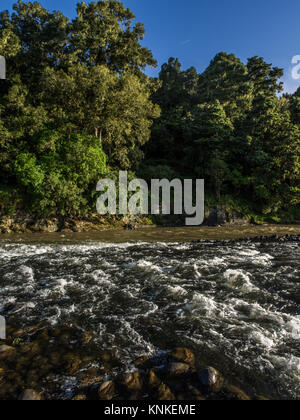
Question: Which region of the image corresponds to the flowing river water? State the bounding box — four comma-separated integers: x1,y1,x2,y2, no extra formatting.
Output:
0,226,300,400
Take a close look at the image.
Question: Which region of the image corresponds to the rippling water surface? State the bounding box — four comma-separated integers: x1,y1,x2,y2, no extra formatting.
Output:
0,230,299,399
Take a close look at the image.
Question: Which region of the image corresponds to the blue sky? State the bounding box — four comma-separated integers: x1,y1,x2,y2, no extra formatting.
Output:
2,0,300,92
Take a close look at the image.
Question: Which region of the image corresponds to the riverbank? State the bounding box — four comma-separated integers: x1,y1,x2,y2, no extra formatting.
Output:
1,224,300,244
1,204,300,235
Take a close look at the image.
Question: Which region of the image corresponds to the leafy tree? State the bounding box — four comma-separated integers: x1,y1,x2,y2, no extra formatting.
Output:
69,0,156,74
145,53,300,216
0,1,160,216
198,52,252,122
14,133,107,215
0,1,299,221
247,56,283,98
40,64,160,169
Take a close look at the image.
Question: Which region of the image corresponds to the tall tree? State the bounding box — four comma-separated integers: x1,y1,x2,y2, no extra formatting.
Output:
70,0,156,75
198,52,253,122
0,1,160,216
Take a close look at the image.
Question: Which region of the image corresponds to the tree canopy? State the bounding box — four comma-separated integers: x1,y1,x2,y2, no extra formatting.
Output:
0,0,159,216
0,1,299,220
146,53,300,217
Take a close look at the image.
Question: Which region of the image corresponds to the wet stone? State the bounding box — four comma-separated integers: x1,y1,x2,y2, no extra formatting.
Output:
98,380,115,400
156,383,176,401
72,394,87,401
169,348,196,366
255,395,269,401
18,389,43,401
198,367,224,392
134,355,153,369
223,385,251,401
0,345,15,354
166,362,192,378
148,369,161,389
120,372,144,392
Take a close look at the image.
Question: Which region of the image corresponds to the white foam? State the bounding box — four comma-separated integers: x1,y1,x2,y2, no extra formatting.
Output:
184,293,218,316
271,355,300,376
285,316,300,340
18,265,34,280
166,285,188,296
0,239,299,399
250,331,275,349
223,269,258,293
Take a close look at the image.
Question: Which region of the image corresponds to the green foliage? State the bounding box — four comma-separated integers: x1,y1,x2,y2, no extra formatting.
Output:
14,153,45,191
0,1,159,216
138,162,178,181
0,1,299,221
13,133,107,216
147,53,300,216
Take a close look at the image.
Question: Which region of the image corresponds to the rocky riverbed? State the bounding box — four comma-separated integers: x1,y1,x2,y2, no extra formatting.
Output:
0,327,260,400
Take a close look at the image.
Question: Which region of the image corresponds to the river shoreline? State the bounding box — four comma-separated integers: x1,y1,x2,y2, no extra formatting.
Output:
1,205,299,237
1,224,300,244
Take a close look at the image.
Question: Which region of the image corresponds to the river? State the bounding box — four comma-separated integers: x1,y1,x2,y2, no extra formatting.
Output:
0,226,299,400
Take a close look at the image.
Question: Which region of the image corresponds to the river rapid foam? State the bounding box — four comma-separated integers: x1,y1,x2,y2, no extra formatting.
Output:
0,239,299,399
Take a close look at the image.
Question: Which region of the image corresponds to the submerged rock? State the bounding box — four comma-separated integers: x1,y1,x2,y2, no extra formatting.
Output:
166,362,192,378
120,372,144,392
0,345,15,355
18,389,43,401
198,367,224,392
223,385,251,401
148,369,161,389
63,353,83,375
156,383,176,401
98,380,115,400
169,348,196,366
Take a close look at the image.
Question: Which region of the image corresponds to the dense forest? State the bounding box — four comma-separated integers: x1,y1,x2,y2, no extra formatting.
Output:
0,0,299,223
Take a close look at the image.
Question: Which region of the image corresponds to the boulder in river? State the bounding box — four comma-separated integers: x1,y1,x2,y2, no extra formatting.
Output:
156,383,176,401
0,345,15,355
169,348,196,366
166,362,192,378
223,385,251,400
198,366,224,392
120,372,144,392
98,380,115,400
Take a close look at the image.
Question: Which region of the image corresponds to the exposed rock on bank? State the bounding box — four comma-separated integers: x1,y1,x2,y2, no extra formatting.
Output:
0,213,112,234
0,213,150,234
205,207,249,226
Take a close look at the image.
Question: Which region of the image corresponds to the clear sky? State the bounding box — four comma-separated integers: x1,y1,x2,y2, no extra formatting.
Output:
1,0,300,93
